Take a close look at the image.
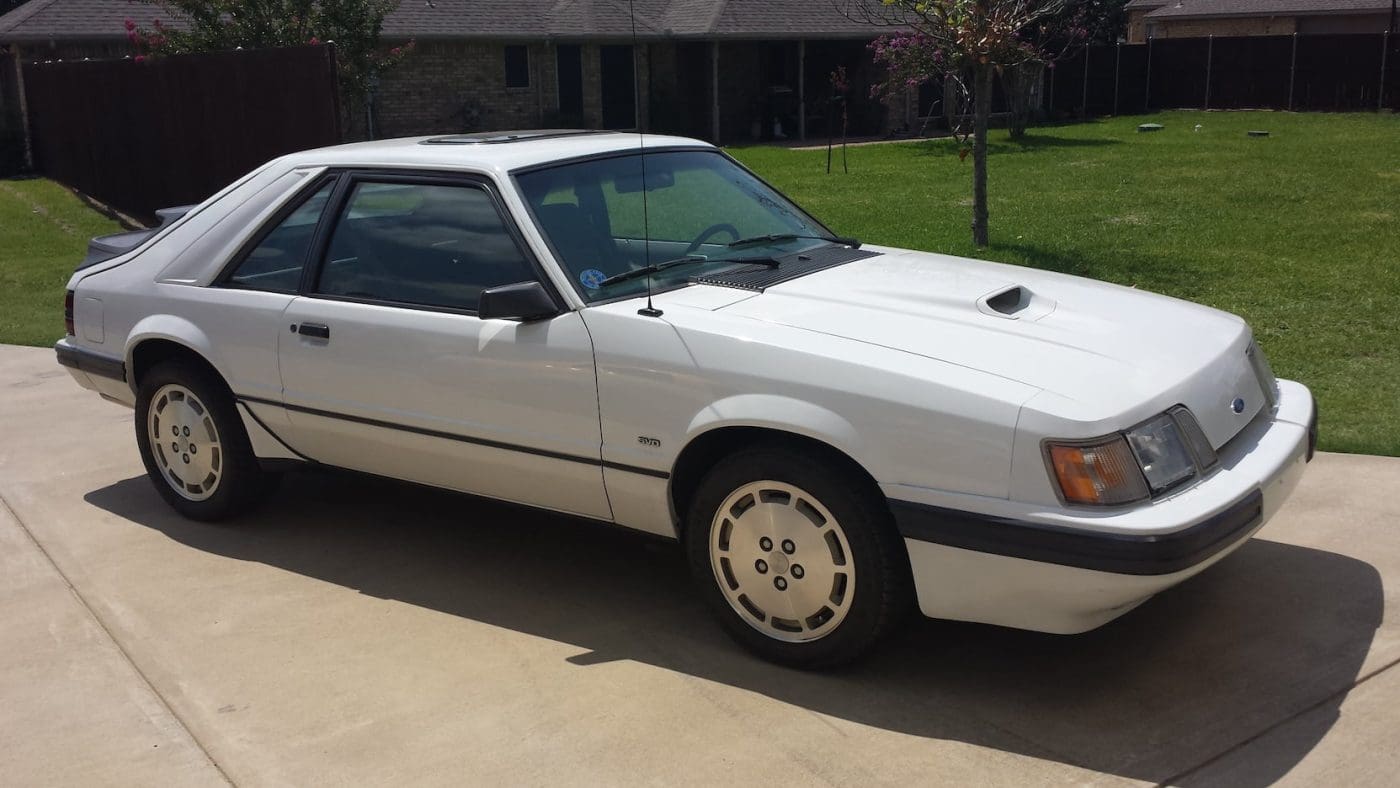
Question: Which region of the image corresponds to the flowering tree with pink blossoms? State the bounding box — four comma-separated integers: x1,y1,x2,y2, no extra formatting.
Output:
845,0,1079,246
125,0,411,101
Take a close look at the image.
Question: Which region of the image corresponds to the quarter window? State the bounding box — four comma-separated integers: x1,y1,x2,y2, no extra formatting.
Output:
504,45,530,88
315,180,535,312
225,180,334,292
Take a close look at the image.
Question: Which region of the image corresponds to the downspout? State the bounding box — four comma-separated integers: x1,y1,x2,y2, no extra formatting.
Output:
798,39,806,142
538,41,547,127
710,40,720,144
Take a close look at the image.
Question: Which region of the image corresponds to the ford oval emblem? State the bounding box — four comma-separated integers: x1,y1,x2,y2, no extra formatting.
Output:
1231,397,1246,414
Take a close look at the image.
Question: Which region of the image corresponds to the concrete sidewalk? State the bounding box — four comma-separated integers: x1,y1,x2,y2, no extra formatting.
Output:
2,342,1398,786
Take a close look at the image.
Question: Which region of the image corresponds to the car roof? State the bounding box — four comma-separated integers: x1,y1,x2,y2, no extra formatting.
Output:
279,130,714,174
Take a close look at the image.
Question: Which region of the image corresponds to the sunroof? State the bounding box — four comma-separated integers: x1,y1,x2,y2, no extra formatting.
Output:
420,130,609,145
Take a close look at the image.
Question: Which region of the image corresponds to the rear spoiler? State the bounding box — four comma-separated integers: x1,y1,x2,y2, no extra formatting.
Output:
76,204,197,271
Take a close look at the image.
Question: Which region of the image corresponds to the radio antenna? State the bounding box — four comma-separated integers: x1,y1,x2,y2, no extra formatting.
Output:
630,0,662,317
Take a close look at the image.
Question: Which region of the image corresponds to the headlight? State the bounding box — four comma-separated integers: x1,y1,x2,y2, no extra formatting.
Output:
1045,407,1218,506
1125,413,1197,493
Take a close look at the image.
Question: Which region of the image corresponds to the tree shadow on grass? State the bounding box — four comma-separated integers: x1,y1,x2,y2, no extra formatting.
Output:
86,469,1382,786
912,134,1122,158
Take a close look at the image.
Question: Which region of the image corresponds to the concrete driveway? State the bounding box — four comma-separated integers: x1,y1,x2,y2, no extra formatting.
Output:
2,343,1398,787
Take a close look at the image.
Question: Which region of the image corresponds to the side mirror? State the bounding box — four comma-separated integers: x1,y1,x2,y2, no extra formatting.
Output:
478,281,558,322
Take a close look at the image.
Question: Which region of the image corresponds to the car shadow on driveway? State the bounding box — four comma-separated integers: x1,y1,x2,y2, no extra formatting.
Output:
85,469,1382,786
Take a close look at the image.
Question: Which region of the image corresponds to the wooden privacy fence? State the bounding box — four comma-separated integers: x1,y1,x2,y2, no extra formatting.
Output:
1046,32,1398,117
22,45,340,223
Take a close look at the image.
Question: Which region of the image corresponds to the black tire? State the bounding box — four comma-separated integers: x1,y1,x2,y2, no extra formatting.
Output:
684,443,913,668
134,360,274,521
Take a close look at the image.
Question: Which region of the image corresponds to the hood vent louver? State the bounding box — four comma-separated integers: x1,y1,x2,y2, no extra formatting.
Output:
692,246,880,292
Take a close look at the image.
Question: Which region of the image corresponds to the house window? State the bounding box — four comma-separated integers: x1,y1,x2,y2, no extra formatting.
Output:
504,45,530,88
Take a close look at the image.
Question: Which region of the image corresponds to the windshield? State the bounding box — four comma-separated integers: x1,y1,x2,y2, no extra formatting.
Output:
515,149,834,302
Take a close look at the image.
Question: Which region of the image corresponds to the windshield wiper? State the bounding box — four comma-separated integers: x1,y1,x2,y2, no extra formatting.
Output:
726,233,861,249
596,255,780,288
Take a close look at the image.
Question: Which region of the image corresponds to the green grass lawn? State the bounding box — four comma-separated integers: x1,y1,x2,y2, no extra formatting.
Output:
0,178,121,347
730,111,1400,456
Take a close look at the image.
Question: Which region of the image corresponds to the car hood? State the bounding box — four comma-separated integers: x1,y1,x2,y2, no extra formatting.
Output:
714,247,1265,446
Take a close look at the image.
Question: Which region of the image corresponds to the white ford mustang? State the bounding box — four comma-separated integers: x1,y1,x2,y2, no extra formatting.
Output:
56,130,1316,667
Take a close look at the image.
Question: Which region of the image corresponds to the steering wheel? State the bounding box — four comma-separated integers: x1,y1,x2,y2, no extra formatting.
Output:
683,223,741,256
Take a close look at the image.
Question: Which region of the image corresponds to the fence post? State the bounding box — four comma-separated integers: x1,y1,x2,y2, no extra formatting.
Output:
1145,36,1153,111
1081,45,1091,116
1049,60,1056,113
1381,31,1390,112
1205,35,1213,109
12,48,34,172
1288,33,1298,111
1113,41,1122,116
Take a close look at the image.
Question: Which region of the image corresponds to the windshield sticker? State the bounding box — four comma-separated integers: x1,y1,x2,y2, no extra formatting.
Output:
579,268,607,290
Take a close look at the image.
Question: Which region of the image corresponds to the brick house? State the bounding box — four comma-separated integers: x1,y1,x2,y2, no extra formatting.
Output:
0,0,903,145
1126,0,1394,44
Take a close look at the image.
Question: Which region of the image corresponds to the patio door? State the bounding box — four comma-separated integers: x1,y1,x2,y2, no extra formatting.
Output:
600,44,636,129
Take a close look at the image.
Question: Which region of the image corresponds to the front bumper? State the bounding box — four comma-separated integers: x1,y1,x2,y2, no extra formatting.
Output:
885,379,1316,634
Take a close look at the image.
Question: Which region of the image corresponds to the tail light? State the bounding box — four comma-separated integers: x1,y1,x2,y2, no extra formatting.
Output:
64,290,75,336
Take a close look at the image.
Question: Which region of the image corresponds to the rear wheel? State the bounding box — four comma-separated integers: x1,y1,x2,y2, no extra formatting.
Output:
685,445,912,668
135,361,273,521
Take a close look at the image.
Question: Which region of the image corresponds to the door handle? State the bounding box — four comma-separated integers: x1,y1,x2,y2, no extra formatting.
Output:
296,322,330,340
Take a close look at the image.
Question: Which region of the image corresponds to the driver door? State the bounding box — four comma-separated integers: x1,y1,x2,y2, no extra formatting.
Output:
276,172,611,519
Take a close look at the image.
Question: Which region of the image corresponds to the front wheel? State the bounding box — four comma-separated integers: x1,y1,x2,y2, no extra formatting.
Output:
134,361,274,521
685,446,912,668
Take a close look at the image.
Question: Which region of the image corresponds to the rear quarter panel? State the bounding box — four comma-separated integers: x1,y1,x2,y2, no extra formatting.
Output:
65,161,316,404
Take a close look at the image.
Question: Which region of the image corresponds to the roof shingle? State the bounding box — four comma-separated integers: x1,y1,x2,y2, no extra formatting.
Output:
1145,0,1392,20
0,0,891,43
0,0,178,40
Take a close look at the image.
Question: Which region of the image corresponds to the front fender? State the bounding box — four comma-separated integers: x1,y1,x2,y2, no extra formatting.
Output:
683,394,868,471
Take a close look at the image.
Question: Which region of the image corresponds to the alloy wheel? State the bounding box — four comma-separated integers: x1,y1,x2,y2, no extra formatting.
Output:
147,383,223,501
709,480,855,642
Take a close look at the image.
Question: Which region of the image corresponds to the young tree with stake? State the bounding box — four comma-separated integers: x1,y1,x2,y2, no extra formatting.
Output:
845,0,1069,246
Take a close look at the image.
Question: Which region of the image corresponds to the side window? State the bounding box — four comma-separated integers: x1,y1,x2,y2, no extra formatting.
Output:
315,180,535,312
225,180,334,292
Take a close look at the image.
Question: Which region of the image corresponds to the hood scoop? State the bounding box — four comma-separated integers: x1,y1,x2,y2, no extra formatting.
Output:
977,284,1055,321
692,246,880,292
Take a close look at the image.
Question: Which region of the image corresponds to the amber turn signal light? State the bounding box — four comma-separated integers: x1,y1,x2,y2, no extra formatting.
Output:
1047,437,1150,506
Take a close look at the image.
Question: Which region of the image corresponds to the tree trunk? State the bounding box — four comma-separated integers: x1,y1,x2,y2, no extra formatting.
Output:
971,63,993,247
943,73,958,135
1003,61,1044,140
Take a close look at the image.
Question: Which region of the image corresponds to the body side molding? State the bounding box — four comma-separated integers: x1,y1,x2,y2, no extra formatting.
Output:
236,395,670,479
